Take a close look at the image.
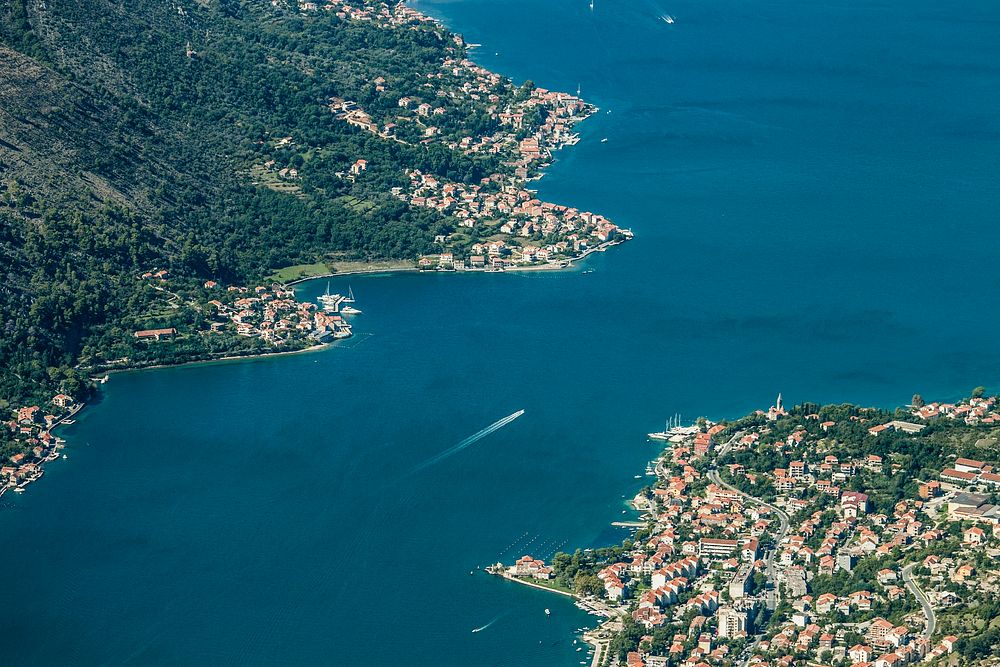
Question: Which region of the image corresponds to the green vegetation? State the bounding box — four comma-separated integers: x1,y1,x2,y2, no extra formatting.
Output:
266,262,335,283
717,399,998,513
0,0,558,434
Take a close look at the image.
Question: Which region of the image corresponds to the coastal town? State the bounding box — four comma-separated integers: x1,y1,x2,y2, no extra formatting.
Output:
286,0,633,270
3,0,628,497
492,392,1000,667
2,274,358,497
2,0,632,497
1,394,78,498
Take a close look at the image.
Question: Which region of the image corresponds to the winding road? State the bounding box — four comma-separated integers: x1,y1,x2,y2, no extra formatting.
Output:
709,431,791,610
707,467,790,609
707,431,793,667
902,563,936,640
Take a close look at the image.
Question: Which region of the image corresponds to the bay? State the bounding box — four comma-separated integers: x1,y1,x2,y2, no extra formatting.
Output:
2,0,999,664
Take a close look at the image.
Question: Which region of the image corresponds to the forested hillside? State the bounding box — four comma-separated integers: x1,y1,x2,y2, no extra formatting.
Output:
0,0,519,416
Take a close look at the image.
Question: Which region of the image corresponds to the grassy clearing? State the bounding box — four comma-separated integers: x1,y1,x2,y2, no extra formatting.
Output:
337,194,376,213
266,262,333,283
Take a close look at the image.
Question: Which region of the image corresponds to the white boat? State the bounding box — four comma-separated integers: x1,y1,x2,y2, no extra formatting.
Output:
343,286,356,303
648,413,685,440
544,608,551,616
661,14,675,24
317,282,343,311
340,305,362,315
600,138,608,143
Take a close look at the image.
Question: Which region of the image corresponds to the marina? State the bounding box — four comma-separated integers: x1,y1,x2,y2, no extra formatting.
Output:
646,413,696,441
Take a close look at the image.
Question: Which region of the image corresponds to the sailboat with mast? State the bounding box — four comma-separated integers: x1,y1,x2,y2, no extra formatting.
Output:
339,285,362,315
648,413,683,441
317,281,343,312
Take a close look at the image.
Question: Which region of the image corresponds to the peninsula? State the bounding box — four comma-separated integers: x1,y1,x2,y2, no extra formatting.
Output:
0,0,628,488
494,391,1000,666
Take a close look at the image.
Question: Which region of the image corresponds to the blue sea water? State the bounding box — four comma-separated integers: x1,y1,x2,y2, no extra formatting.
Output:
2,0,999,664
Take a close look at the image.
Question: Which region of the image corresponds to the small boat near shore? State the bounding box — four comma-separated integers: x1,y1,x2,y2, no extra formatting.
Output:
318,282,345,311
340,305,362,315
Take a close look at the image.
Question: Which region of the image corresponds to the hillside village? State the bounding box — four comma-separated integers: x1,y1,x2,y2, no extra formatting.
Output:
2,274,353,497
301,0,632,268
495,393,1000,667
1,0,628,497
1,395,77,497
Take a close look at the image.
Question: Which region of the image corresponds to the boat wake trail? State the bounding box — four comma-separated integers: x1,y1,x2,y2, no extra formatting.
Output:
410,410,525,474
472,613,506,633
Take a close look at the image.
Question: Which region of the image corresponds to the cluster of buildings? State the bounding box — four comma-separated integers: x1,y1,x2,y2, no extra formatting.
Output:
311,0,631,266
910,395,999,424
204,283,352,344
545,394,996,667
501,424,778,666
714,401,1000,666
399,169,625,268
2,394,76,495
938,455,1000,489
130,276,352,347
297,0,439,29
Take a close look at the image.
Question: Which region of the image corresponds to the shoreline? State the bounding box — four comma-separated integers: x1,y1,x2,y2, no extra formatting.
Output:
1,402,85,499
283,265,421,286
285,237,625,289
99,340,332,377
489,563,630,665
1,343,334,499
18,98,624,502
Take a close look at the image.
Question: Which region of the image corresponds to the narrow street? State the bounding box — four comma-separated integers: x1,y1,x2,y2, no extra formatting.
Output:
902,563,936,640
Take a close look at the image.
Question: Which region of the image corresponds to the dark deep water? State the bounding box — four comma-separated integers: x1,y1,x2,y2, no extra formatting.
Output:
2,0,999,663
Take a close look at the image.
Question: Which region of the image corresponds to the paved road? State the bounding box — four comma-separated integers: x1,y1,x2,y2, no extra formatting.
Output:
707,468,790,609
708,432,792,667
902,563,936,640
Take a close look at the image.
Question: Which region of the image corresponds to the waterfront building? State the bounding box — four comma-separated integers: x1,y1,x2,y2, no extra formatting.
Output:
767,393,786,421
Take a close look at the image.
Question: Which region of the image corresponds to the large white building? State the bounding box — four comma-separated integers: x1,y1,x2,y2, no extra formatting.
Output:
717,606,748,638
699,538,739,558
729,564,753,599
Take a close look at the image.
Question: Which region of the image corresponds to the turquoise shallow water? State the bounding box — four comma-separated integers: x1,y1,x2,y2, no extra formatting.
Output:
2,0,999,664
